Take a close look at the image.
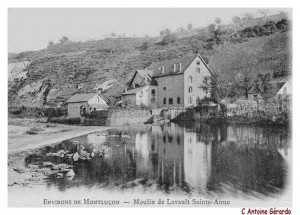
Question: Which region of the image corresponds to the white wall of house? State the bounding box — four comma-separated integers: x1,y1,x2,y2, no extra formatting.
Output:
88,94,109,110
67,102,87,118
136,86,157,107
184,56,211,107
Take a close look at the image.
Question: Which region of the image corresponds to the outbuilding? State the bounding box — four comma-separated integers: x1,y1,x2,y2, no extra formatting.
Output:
66,93,110,118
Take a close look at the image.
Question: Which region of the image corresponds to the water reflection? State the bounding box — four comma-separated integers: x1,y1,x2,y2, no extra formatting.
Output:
24,123,290,196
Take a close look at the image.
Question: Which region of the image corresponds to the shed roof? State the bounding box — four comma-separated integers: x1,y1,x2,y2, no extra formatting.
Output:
66,92,115,106
66,93,96,103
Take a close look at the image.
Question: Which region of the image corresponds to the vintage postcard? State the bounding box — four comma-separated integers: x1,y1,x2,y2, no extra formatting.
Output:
7,8,292,211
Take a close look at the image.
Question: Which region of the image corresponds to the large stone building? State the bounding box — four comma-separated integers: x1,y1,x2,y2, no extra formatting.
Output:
121,54,213,108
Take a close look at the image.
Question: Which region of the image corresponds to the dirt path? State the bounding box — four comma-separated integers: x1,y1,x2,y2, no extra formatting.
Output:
9,126,111,154
8,118,112,154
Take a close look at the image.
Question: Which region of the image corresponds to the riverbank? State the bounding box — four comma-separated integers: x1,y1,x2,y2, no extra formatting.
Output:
8,117,114,188
8,117,112,154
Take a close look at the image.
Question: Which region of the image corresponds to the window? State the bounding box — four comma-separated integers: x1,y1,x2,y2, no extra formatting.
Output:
163,97,167,104
163,87,167,91
139,90,143,97
177,97,181,104
196,67,201,73
189,76,193,83
189,96,193,104
169,98,173,105
168,135,173,143
196,61,201,65
151,139,155,151
151,89,156,95
188,87,193,93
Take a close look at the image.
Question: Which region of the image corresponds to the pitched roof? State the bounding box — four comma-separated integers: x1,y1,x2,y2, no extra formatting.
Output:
136,69,153,80
147,54,196,78
66,93,96,103
99,94,115,105
66,92,115,106
121,88,142,95
127,69,157,88
147,53,215,78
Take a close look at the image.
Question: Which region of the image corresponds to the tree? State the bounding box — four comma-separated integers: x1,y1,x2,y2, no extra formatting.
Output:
278,10,288,19
47,41,54,47
258,9,270,20
253,73,271,95
232,16,241,25
239,76,252,98
242,13,254,25
139,42,149,51
160,28,171,37
176,27,185,34
244,13,254,20
187,23,193,31
208,23,222,45
160,33,177,45
188,38,204,53
59,36,69,44
214,17,222,25
232,16,242,29
200,74,219,102
208,24,216,34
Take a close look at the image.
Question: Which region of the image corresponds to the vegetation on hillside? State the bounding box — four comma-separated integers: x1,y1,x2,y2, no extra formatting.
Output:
8,12,291,107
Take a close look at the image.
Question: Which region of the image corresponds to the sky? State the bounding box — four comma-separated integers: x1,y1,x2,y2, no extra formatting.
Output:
8,8,288,53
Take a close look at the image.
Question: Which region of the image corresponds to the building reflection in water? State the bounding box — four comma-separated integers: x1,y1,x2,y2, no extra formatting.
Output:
31,122,289,195
133,123,289,194
133,123,214,193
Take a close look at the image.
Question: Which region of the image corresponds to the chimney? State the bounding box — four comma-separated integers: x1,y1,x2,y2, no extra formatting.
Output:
179,63,182,72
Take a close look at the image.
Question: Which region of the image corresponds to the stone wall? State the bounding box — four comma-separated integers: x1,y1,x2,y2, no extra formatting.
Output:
225,97,291,125
106,108,152,126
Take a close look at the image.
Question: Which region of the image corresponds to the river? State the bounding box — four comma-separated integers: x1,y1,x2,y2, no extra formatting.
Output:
8,122,291,207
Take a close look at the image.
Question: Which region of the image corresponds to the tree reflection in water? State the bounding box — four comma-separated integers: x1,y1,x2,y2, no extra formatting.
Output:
24,122,290,196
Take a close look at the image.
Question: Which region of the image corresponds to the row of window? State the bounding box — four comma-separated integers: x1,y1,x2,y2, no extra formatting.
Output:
163,86,193,93
163,97,181,105
161,96,194,105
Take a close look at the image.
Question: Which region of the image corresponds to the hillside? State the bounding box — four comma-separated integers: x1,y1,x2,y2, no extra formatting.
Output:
8,14,291,108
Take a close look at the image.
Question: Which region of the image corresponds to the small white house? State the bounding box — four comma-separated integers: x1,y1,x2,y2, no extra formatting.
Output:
66,93,110,118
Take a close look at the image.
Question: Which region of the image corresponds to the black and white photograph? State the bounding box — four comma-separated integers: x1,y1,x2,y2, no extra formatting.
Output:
7,8,292,209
